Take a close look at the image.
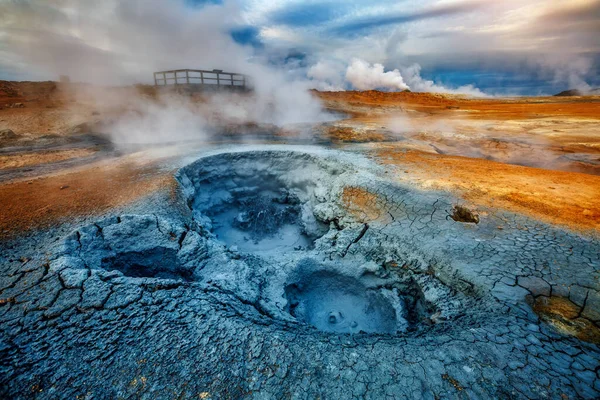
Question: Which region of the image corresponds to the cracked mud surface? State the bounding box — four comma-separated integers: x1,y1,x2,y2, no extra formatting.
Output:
1,149,600,399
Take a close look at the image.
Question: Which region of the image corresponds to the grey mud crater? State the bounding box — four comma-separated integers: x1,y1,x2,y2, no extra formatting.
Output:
1,149,600,399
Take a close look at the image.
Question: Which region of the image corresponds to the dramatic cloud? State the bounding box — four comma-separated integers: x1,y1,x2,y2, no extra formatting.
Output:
329,0,489,37
253,0,600,94
1,0,599,94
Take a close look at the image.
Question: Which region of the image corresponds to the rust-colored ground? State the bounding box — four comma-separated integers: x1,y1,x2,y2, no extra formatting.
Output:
0,148,97,169
316,90,600,119
316,90,600,233
1,81,599,239
373,147,600,232
0,158,175,239
0,81,106,135
341,187,390,224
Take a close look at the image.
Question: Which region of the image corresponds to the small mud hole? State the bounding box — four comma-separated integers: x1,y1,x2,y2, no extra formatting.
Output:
209,184,312,254
178,152,337,255
101,249,193,281
285,271,431,334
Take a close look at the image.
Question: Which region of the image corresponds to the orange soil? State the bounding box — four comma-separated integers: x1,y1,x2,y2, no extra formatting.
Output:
316,90,600,120
341,187,391,223
374,146,600,232
325,126,387,143
0,160,175,240
0,148,97,169
0,83,599,237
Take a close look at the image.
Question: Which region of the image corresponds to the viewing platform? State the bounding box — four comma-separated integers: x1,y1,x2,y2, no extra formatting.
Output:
153,69,249,91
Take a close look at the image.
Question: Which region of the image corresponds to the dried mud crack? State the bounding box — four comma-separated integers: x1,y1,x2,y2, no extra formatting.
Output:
1,149,599,399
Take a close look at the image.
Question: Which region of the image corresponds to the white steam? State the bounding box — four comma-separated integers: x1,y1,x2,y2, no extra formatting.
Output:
106,95,209,145
400,64,488,97
0,0,333,145
307,61,346,91
309,58,488,96
531,54,594,93
345,59,409,91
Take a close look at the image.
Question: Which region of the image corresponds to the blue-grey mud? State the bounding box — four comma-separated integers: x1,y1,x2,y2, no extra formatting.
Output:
1,148,599,399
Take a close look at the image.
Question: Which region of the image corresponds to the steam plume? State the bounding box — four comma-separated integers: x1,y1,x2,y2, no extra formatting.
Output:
345,59,409,91
0,0,333,144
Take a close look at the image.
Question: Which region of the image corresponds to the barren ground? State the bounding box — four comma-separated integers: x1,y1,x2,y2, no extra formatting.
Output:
1,82,600,399
0,81,599,238
316,90,600,233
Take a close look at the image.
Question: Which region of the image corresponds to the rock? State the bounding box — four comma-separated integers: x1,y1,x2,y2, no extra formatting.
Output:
59,268,89,288
69,121,106,134
553,89,599,97
0,129,17,139
69,122,91,134
450,205,480,224
582,292,600,322
554,89,581,97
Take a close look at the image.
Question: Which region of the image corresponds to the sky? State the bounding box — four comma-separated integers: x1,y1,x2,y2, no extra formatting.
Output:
0,0,599,95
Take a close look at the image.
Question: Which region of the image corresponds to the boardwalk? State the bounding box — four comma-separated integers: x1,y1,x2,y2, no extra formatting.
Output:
153,69,248,91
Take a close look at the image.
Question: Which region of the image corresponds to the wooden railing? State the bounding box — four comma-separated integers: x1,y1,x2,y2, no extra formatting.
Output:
153,69,247,89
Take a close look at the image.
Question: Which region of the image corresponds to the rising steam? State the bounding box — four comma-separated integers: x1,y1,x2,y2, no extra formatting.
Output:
310,58,488,96
345,59,409,91
0,0,333,145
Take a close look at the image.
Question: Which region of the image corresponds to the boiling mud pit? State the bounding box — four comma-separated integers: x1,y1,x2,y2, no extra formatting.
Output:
2,149,600,399
284,270,430,334
184,152,327,255
175,151,442,335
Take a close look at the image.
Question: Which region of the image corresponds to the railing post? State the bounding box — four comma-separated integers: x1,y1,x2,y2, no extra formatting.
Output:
231,74,234,86
216,72,220,87
186,70,189,84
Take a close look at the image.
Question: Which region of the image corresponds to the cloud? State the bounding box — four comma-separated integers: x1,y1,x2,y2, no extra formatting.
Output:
269,1,345,27
527,54,594,92
1,0,599,94
250,0,600,94
329,0,488,37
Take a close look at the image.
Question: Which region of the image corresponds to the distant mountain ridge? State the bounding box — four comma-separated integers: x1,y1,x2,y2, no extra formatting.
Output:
554,88,600,96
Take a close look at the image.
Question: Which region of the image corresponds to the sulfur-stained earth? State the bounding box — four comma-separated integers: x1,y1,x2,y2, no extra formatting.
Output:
0,82,599,399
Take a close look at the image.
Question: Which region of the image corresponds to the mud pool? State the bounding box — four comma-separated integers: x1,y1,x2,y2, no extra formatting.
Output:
1,147,599,399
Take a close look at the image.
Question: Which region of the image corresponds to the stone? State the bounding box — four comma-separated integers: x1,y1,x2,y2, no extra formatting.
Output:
0,129,17,139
